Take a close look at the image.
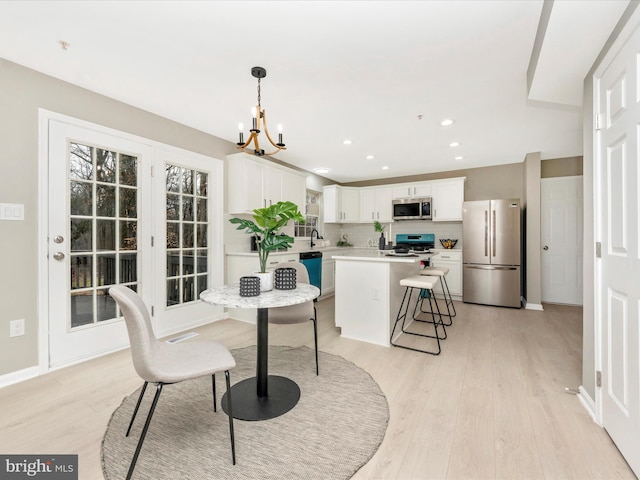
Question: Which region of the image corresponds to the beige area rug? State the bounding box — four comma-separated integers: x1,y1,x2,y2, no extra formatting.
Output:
102,346,389,479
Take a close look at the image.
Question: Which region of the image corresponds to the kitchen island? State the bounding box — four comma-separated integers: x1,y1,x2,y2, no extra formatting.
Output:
332,249,436,346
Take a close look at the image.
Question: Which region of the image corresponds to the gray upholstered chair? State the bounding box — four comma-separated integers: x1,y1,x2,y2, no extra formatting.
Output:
109,285,236,480
268,261,319,375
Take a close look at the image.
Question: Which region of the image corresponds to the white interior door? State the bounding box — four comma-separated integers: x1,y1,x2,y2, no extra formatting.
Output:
541,176,583,305
596,18,640,477
47,119,152,368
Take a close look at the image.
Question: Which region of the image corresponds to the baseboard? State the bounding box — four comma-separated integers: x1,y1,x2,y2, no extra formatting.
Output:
0,366,40,389
577,385,600,425
524,302,544,311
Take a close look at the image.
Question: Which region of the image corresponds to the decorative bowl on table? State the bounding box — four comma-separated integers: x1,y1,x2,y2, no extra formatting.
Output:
439,239,458,249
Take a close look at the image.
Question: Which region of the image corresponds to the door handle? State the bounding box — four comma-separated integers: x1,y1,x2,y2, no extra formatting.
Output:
492,210,496,257
53,252,65,261
543,245,549,250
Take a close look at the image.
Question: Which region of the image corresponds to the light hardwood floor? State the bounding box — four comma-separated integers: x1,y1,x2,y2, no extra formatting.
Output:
0,298,635,479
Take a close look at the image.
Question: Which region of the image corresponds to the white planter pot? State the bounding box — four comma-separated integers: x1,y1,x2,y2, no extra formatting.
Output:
254,271,274,292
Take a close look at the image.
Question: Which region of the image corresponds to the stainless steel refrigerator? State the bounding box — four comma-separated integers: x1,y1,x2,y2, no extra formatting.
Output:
462,199,522,308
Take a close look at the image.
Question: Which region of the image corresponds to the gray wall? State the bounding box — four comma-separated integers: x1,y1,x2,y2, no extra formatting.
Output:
524,152,542,306
343,163,525,202
0,58,327,377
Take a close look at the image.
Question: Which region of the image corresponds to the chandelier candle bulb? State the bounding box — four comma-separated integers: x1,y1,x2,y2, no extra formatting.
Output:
238,123,244,145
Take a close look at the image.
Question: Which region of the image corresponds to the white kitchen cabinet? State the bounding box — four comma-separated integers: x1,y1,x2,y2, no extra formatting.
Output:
321,258,335,297
227,153,307,214
359,186,392,223
431,178,465,221
323,185,360,223
431,249,462,298
392,182,432,199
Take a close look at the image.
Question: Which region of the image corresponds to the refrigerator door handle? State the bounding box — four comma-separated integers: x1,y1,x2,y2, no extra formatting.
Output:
465,265,518,271
492,209,496,257
484,210,488,257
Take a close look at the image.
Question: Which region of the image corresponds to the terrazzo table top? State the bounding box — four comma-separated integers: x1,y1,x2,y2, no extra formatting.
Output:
200,283,320,309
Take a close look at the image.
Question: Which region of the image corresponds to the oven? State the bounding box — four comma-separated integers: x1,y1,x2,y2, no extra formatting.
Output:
392,197,432,221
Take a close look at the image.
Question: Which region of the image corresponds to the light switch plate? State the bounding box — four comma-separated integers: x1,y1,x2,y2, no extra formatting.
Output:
0,203,24,221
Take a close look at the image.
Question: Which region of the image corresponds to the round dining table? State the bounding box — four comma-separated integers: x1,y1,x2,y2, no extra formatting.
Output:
200,283,320,421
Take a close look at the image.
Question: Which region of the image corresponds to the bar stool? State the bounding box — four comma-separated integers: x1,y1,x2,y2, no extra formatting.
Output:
418,266,456,325
390,275,446,355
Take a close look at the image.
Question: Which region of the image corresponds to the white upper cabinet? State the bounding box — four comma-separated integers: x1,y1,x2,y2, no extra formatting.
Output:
323,176,465,224
360,186,393,223
392,182,432,199
431,178,465,221
227,153,307,214
323,185,360,223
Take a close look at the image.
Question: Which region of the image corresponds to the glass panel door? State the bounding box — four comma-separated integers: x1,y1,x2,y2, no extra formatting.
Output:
68,142,139,328
165,165,209,306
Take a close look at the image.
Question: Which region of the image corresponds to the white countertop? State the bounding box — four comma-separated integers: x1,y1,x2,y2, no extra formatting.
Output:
331,250,437,263
225,247,462,258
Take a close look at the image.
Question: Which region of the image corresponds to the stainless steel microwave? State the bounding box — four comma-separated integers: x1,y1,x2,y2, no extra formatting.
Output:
392,197,432,220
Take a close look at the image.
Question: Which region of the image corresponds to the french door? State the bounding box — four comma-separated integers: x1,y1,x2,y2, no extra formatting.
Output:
44,114,223,369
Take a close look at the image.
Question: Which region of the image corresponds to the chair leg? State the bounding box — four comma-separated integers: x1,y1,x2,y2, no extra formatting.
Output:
417,280,453,326
391,287,443,355
126,383,163,480
224,370,236,465
211,374,217,412
126,381,148,437
441,276,457,318
312,307,319,375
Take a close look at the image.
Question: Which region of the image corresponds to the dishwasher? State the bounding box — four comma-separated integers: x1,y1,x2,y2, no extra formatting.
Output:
299,251,322,296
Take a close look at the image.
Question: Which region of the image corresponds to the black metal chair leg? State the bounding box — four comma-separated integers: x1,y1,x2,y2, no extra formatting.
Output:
126,381,148,437
212,374,217,412
417,281,453,326
442,276,457,318
126,383,163,480
225,370,236,465
391,287,442,355
312,307,319,375
427,292,447,340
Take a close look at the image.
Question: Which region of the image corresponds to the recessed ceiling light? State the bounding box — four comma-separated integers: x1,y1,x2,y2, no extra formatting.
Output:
455,156,463,160
440,119,455,126
343,139,352,145
449,142,460,147
366,155,374,160
382,166,389,170
313,167,332,174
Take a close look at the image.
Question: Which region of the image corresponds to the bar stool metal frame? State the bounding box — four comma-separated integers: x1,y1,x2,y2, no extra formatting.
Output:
390,275,447,355
418,266,457,325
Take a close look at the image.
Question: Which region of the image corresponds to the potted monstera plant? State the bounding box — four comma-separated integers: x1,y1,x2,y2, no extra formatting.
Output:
229,201,305,291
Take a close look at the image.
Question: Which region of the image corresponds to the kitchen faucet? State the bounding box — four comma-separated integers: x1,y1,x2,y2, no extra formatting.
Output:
310,228,319,248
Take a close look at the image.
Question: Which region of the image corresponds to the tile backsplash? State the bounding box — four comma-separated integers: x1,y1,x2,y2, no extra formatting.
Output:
323,221,463,249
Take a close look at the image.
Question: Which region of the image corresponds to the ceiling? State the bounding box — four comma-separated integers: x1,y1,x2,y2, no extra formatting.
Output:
0,1,630,183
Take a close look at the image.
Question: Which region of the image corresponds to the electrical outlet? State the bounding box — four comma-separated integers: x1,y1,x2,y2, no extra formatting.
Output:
9,319,25,337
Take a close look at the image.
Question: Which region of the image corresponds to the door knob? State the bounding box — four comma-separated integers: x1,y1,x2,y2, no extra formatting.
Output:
543,245,549,250
53,235,64,244
53,252,65,260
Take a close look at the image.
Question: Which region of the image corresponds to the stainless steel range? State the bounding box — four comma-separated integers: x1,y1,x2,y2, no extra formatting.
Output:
394,233,435,253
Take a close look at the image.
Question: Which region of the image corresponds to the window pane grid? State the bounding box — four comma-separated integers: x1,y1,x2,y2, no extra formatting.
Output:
68,142,139,328
166,165,208,307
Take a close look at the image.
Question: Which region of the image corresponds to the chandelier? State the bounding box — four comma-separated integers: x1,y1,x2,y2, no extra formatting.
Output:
237,66,286,157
